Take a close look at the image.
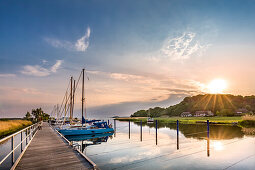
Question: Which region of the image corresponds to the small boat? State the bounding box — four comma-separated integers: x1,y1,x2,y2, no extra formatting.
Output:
59,121,114,136
147,117,154,123
65,132,114,141
147,109,154,123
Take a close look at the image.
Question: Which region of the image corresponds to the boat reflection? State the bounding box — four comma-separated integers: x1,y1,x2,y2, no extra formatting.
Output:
65,132,114,142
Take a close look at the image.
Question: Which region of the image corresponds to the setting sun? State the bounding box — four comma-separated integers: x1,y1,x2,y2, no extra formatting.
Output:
207,79,227,94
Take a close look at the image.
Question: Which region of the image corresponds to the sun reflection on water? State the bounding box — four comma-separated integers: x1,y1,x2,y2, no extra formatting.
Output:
212,141,224,151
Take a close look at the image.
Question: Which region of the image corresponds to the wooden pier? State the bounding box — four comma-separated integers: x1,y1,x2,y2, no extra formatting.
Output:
15,122,93,170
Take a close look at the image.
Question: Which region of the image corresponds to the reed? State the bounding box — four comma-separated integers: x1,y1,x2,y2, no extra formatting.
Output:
241,115,255,121
0,120,32,139
239,115,255,127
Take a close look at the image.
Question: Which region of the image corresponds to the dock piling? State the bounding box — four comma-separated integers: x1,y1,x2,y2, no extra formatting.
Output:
129,120,131,139
11,136,14,165
177,120,179,150
114,119,116,137
21,132,23,152
156,120,158,145
140,120,142,141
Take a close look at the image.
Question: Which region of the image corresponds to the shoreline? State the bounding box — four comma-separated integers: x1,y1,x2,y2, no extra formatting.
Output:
114,116,245,125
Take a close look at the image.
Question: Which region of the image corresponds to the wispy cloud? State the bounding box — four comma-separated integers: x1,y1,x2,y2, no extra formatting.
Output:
21,60,63,77
0,74,16,78
50,60,62,73
161,32,209,60
75,27,90,52
45,27,91,52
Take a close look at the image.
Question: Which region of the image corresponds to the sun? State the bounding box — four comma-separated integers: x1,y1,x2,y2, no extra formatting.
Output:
207,79,227,94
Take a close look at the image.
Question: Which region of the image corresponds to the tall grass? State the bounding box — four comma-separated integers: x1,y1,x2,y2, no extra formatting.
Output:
240,115,255,127
242,115,255,121
0,120,32,139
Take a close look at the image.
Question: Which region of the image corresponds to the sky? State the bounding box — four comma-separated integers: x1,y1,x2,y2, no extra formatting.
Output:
0,0,255,118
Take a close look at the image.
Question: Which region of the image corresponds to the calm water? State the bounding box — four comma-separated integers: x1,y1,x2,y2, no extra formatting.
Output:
67,120,255,170
0,130,31,170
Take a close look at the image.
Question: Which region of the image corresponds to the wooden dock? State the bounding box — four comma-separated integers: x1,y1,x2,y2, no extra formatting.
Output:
15,122,93,170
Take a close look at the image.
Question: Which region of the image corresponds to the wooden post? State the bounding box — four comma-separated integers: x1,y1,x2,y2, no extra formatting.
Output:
207,137,210,157
140,120,142,141
30,127,32,140
114,119,116,137
21,131,23,152
156,120,158,145
207,120,210,138
177,120,179,150
129,120,130,139
11,136,14,165
26,129,28,145
207,119,210,157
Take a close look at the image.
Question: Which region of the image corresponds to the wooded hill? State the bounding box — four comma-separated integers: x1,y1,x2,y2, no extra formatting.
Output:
131,94,255,117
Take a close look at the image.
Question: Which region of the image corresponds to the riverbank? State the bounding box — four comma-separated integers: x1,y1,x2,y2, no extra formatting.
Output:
0,119,32,139
115,116,246,125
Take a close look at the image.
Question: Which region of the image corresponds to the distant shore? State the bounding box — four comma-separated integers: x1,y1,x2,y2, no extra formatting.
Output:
0,119,32,139
115,116,255,126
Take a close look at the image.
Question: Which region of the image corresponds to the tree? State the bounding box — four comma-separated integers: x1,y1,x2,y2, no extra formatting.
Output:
26,108,50,122
24,111,32,120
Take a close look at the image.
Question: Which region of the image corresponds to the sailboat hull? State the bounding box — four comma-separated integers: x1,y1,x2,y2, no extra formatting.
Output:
59,128,114,136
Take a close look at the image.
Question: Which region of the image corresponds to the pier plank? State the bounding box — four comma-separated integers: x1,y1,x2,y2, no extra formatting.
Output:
15,122,93,170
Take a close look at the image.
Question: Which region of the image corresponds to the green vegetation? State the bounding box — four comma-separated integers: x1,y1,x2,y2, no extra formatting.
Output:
24,108,50,122
131,94,255,117
0,120,32,139
239,115,255,127
117,116,243,124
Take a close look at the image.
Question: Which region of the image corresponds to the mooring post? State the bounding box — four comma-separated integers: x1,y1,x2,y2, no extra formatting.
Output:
207,120,210,139
140,120,142,141
156,120,158,145
21,131,23,152
207,119,210,157
207,137,210,157
177,120,179,150
29,127,31,140
114,119,116,137
129,120,131,139
11,136,14,165
26,129,28,145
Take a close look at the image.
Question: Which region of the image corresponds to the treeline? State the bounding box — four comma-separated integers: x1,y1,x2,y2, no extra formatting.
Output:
131,94,255,117
24,108,50,122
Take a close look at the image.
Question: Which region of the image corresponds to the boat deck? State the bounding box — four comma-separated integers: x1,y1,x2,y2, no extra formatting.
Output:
15,122,93,170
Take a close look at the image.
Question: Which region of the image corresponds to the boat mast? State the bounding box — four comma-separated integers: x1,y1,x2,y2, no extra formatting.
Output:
82,69,85,127
72,79,75,120
70,77,73,122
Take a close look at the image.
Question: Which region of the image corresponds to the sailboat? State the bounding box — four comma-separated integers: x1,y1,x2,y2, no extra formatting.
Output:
58,68,114,136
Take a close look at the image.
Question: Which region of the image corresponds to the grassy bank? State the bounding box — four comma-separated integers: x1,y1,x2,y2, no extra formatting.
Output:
0,120,32,139
115,116,244,125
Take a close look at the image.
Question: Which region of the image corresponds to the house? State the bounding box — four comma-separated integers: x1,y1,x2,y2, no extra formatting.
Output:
194,111,214,117
181,112,192,117
236,108,248,114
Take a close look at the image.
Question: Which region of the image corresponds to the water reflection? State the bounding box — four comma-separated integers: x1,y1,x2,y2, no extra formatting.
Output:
134,121,246,140
62,120,254,170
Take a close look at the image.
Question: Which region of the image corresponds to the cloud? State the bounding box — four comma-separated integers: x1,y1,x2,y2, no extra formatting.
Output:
51,60,63,73
45,27,91,52
21,60,63,77
0,74,16,77
161,32,209,60
75,27,90,52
